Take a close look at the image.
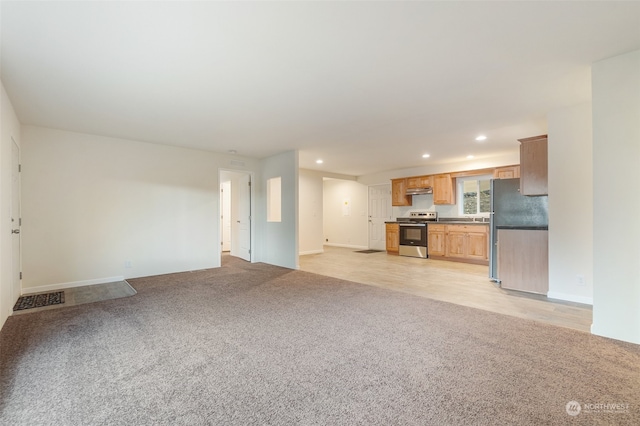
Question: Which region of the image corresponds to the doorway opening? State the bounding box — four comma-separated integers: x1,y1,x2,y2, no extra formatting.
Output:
219,170,252,263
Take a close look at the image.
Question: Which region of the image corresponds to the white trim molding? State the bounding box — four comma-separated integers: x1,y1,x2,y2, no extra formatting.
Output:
547,291,593,306
21,276,125,295
299,249,324,256
324,243,369,250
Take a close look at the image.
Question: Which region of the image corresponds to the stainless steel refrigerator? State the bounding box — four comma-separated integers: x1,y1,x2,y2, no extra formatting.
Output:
489,178,548,281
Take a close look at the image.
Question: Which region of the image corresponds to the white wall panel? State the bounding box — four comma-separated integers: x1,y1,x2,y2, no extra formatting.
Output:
547,102,593,305
257,150,298,269
591,49,640,344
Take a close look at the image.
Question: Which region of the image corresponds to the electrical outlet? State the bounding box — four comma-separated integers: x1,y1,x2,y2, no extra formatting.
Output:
576,275,585,286
124,260,132,269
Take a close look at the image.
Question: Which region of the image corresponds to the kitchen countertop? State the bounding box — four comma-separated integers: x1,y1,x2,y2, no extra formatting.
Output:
387,222,545,229
496,225,548,230
385,220,490,225
435,221,489,225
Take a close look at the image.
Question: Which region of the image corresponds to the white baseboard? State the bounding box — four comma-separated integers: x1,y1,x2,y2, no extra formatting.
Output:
22,276,126,295
299,249,324,256
547,291,593,306
324,243,369,250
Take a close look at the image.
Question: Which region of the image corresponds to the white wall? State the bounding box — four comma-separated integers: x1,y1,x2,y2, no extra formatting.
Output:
298,169,324,255
591,49,640,344
21,126,259,291
257,150,299,269
323,179,369,249
547,102,593,305
0,81,22,329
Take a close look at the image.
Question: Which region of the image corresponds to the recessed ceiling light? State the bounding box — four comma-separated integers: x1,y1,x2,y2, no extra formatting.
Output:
467,155,475,159
422,154,430,158
316,159,324,164
475,135,487,141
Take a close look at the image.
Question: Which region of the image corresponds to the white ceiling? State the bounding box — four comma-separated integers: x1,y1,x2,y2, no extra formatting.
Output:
2,1,639,176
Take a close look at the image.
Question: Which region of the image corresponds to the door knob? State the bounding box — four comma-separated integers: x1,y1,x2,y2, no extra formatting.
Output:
12,229,20,234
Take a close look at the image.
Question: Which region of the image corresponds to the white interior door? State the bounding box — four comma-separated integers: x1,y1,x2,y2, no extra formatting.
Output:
230,172,251,262
11,139,21,299
368,184,391,250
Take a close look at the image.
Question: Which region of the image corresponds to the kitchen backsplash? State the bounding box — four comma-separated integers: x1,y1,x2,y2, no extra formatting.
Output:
392,194,471,219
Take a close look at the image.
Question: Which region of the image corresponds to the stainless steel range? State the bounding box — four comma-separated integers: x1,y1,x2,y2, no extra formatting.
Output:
396,211,438,258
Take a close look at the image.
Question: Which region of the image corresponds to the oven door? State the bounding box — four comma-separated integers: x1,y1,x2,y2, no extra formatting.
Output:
399,223,427,246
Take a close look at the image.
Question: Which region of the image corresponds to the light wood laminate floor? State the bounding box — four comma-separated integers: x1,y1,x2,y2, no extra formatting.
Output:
299,246,592,333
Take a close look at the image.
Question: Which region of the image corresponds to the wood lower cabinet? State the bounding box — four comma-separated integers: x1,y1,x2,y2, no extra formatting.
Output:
498,229,548,295
427,224,445,257
391,179,412,206
445,228,467,259
519,135,548,195
445,225,488,263
385,223,399,254
433,174,456,204
493,165,520,179
429,224,489,265
466,229,490,262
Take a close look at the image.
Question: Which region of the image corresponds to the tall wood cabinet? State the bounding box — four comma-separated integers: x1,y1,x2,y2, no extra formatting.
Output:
391,179,412,206
519,135,548,195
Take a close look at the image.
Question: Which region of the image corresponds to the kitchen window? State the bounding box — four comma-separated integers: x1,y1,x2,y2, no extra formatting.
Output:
458,176,491,215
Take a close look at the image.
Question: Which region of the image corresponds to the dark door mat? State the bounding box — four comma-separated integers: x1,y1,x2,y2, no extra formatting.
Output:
13,292,65,311
354,249,384,254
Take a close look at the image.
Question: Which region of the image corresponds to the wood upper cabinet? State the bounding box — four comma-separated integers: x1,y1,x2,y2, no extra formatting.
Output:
493,165,521,180
391,178,412,206
406,175,433,189
385,223,399,254
443,224,489,264
433,174,456,204
427,224,445,257
519,135,548,195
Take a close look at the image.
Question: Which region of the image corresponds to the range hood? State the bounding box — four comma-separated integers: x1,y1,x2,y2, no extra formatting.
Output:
406,187,433,195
